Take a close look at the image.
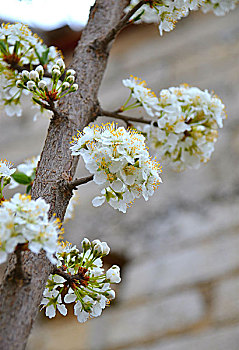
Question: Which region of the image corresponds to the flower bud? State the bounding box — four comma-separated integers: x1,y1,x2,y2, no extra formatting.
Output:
16,80,23,88
51,64,60,72
62,82,70,91
93,243,103,256
56,58,65,71
81,238,91,251
66,75,75,84
29,70,39,82
101,241,110,255
70,83,78,92
35,65,44,78
21,70,30,81
38,80,47,90
27,81,36,91
66,69,76,76
105,289,115,300
52,69,61,78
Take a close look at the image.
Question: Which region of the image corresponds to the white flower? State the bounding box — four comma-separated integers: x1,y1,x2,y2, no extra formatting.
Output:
0,159,16,179
70,123,162,212
64,192,80,222
106,265,121,283
122,76,160,117
142,84,226,171
0,193,62,264
41,239,120,323
125,0,205,35
201,0,238,15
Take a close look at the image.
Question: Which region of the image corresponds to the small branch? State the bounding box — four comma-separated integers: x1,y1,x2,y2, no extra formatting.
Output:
98,0,145,47
52,267,71,281
100,108,152,125
68,175,94,190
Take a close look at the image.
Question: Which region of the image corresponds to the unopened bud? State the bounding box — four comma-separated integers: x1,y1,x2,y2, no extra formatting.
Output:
16,80,23,88
81,238,91,251
66,75,75,84
21,70,30,81
56,58,65,71
35,65,44,78
70,83,78,92
27,81,36,91
66,69,76,76
38,80,47,90
62,82,70,91
29,70,39,82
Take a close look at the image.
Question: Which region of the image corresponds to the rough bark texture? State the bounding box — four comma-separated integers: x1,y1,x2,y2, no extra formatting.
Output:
0,1,129,349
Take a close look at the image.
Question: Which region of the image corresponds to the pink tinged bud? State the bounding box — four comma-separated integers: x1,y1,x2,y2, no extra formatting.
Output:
27,81,36,91
29,70,39,81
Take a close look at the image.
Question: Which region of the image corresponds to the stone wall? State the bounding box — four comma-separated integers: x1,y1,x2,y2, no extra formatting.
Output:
1,7,239,350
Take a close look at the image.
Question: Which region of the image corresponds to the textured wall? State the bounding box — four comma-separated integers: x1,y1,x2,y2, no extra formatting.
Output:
1,7,239,350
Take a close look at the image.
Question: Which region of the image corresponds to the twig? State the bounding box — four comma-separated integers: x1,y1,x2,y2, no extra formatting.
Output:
100,108,152,125
98,0,145,47
68,175,94,190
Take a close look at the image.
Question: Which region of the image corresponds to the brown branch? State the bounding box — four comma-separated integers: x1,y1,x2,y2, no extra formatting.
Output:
100,108,152,125
96,0,145,47
68,175,94,190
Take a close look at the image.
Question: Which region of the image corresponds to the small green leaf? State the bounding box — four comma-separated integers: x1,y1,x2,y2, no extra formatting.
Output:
41,48,50,65
13,41,21,55
132,9,145,23
12,172,32,185
0,40,7,54
26,184,32,194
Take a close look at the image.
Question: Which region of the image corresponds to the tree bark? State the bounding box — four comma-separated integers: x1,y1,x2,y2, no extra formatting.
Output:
0,1,129,349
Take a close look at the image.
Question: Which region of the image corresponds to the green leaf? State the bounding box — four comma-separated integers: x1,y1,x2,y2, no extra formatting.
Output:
132,9,145,23
13,41,21,55
26,184,32,194
41,48,50,65
11,172,32,185
0,40,7,54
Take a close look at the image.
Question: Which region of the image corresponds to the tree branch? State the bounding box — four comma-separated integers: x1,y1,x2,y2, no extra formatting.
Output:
68,175,94,190
96,0,145,47
100,108,152,125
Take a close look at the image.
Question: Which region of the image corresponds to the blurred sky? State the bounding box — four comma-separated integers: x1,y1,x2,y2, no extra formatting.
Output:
0,0,95,30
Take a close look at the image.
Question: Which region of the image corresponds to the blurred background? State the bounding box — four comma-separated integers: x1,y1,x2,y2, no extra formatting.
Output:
1,2,239,349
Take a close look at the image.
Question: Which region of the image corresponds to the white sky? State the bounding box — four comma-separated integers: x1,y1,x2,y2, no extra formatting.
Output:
0,0,95,30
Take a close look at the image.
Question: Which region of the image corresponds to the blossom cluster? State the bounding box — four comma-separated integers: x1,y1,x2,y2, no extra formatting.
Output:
16,61,78,110
201,0,238,15
141,84,226,171
125,0,205,35
41,238,120,323
0,193,62,264
0,23,61,118
70,122,162,213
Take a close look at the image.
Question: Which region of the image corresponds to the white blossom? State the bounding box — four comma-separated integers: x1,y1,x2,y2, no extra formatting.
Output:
142,84,226,171
0,159,16,179
0,193,63,264
201,0,238,15
125,0,205,35
122,76,160,117
41,239,120,323
70,123,162,213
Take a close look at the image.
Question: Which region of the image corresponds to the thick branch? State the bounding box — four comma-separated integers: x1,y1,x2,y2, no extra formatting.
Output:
68,175,94,190
0,1,130,349
100,108,152,125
